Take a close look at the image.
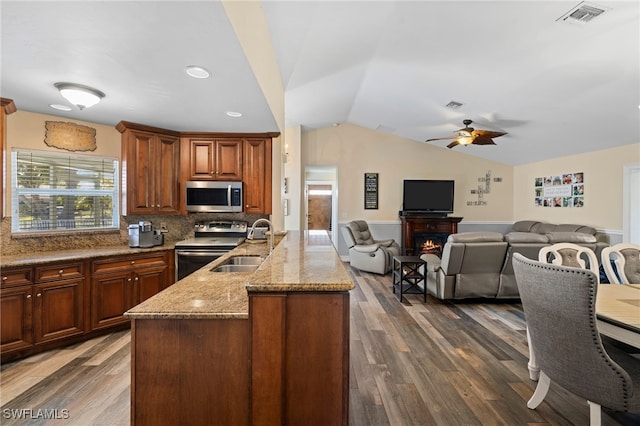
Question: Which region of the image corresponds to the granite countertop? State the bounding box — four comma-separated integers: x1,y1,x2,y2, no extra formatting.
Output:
125,231,355,320
1,243,176,268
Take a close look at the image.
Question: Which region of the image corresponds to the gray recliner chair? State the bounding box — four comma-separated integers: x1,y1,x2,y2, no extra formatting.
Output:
420,232,508,299
342,220,400,274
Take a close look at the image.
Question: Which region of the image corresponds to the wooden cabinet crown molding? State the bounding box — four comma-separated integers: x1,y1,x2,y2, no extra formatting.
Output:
116,120,280,139
180,131,280,139
115,121,180,137
1,98,17,115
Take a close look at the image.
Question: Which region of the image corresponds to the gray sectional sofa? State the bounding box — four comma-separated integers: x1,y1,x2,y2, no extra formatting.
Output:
419,220,609,300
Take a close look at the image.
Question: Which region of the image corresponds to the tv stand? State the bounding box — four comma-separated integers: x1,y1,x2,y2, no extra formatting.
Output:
399,213,462,256
399,210,449,218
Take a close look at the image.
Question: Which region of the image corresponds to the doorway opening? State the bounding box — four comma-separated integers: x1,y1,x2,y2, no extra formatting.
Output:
305,166,338,244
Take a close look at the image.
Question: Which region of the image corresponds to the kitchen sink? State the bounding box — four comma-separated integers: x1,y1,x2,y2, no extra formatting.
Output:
210,256,264,272
211,264,260,273
224,256,263,265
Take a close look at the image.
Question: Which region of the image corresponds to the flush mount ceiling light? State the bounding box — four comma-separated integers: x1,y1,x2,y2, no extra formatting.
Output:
226,111,242,118
185,65,211,79
54,82,105,110
49,104,72,111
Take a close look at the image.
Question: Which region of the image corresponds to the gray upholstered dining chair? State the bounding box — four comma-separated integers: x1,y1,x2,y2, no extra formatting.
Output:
601,243,640,284
341,220,400,274
512,253,640,426
539,242,600,283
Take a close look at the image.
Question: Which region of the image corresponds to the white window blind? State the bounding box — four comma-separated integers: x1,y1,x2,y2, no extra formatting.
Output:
11,149,119,232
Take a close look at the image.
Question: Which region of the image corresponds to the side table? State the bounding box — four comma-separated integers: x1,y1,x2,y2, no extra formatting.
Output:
392,256,426,302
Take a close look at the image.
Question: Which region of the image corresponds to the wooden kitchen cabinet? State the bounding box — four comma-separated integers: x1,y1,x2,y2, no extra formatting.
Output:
184,137,243,181
1,267,34,353
33,262,86,343
1,262,85,355
243,138,272,214
1,98,17,219
91,251,171,330
117,121,181,215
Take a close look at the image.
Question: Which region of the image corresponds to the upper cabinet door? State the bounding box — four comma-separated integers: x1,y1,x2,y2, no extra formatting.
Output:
155,135,181,214
243,138,272,214
215,139,243,181
187,138,242,181
122,129,180,215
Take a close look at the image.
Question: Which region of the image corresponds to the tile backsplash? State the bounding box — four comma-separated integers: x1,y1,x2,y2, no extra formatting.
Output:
0,213,267,256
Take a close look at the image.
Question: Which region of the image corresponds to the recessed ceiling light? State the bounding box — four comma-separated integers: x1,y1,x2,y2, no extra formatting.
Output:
226,111,242,118
50,104,72,111
185,65,210,79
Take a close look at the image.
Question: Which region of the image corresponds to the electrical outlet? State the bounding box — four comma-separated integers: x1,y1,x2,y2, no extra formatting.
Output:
160,222,167,229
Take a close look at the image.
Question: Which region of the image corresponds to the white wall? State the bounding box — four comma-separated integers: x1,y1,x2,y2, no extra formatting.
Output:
513,143,640,239
302,123,515,224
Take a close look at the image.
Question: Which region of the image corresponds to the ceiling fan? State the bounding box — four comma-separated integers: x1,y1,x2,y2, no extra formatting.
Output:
426,119,507,148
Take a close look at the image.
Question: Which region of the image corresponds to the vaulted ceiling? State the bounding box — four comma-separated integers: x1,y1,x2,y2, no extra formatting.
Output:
2,1,638,165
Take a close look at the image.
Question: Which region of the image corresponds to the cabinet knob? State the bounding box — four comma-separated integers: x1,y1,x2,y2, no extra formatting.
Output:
135,277,139,281
26,294,31,299
2,276,7,281
59,269,64,275
131,261,135,265
36,293,42,297
157,204,160,208
128,278,132,282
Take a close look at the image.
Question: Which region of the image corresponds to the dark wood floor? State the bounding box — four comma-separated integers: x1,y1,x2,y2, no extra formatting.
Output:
1,264,638,425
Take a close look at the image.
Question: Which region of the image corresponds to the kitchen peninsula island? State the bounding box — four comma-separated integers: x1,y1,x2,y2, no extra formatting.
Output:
125,231,354,426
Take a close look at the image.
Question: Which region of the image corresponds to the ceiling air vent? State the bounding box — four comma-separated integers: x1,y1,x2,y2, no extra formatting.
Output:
557,2,608,24
446,101,463,109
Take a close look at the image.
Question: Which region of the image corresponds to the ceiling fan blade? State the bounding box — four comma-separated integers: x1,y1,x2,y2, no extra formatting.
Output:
426,135,458,142
446,140,462,148
472,137,497,146
472,130,507,139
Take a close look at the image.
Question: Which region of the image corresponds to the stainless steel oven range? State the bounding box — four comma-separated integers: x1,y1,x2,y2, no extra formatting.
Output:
175,220,247,280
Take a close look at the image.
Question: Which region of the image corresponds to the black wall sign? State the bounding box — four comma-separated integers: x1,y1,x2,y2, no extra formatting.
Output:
364,173,378,209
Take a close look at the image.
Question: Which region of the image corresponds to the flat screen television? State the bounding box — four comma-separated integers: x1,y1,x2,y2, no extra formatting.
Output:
402,179,455,215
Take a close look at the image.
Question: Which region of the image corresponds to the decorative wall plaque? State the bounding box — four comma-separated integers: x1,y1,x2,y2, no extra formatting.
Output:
364,173,378,209
467,170,502,206
44,121,97,151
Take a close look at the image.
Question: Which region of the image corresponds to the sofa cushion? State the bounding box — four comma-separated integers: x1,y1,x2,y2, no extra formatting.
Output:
532,223,557,234
511,220,540,232
504,232,549,244
447,232,504,243
545,232,597,244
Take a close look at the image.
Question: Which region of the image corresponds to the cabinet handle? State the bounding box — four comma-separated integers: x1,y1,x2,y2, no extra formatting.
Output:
26,294,31,299
36,293,42,297
128,278,132,282
157,204,160,208
131,261,135,265
2,276,7,281
59,269,64,275
135,277,139,281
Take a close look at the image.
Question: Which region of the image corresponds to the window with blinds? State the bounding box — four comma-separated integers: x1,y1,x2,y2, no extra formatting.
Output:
11,149,119,232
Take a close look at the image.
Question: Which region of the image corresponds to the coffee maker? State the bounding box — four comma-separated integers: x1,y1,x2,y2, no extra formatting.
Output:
128,221,155,248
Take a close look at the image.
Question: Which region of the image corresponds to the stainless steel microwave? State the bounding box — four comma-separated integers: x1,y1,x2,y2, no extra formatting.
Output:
185,181,243,212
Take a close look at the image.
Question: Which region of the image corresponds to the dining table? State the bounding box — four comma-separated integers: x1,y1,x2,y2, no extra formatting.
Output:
527,283,640,381
595,283,640,349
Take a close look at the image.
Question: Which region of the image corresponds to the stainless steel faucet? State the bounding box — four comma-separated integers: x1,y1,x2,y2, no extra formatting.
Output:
248,218,274,254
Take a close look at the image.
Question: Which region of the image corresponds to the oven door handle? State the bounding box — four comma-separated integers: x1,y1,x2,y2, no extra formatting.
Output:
176,250,229,257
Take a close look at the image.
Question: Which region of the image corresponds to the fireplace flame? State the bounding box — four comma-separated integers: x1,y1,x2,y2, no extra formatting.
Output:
421,240,442,255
